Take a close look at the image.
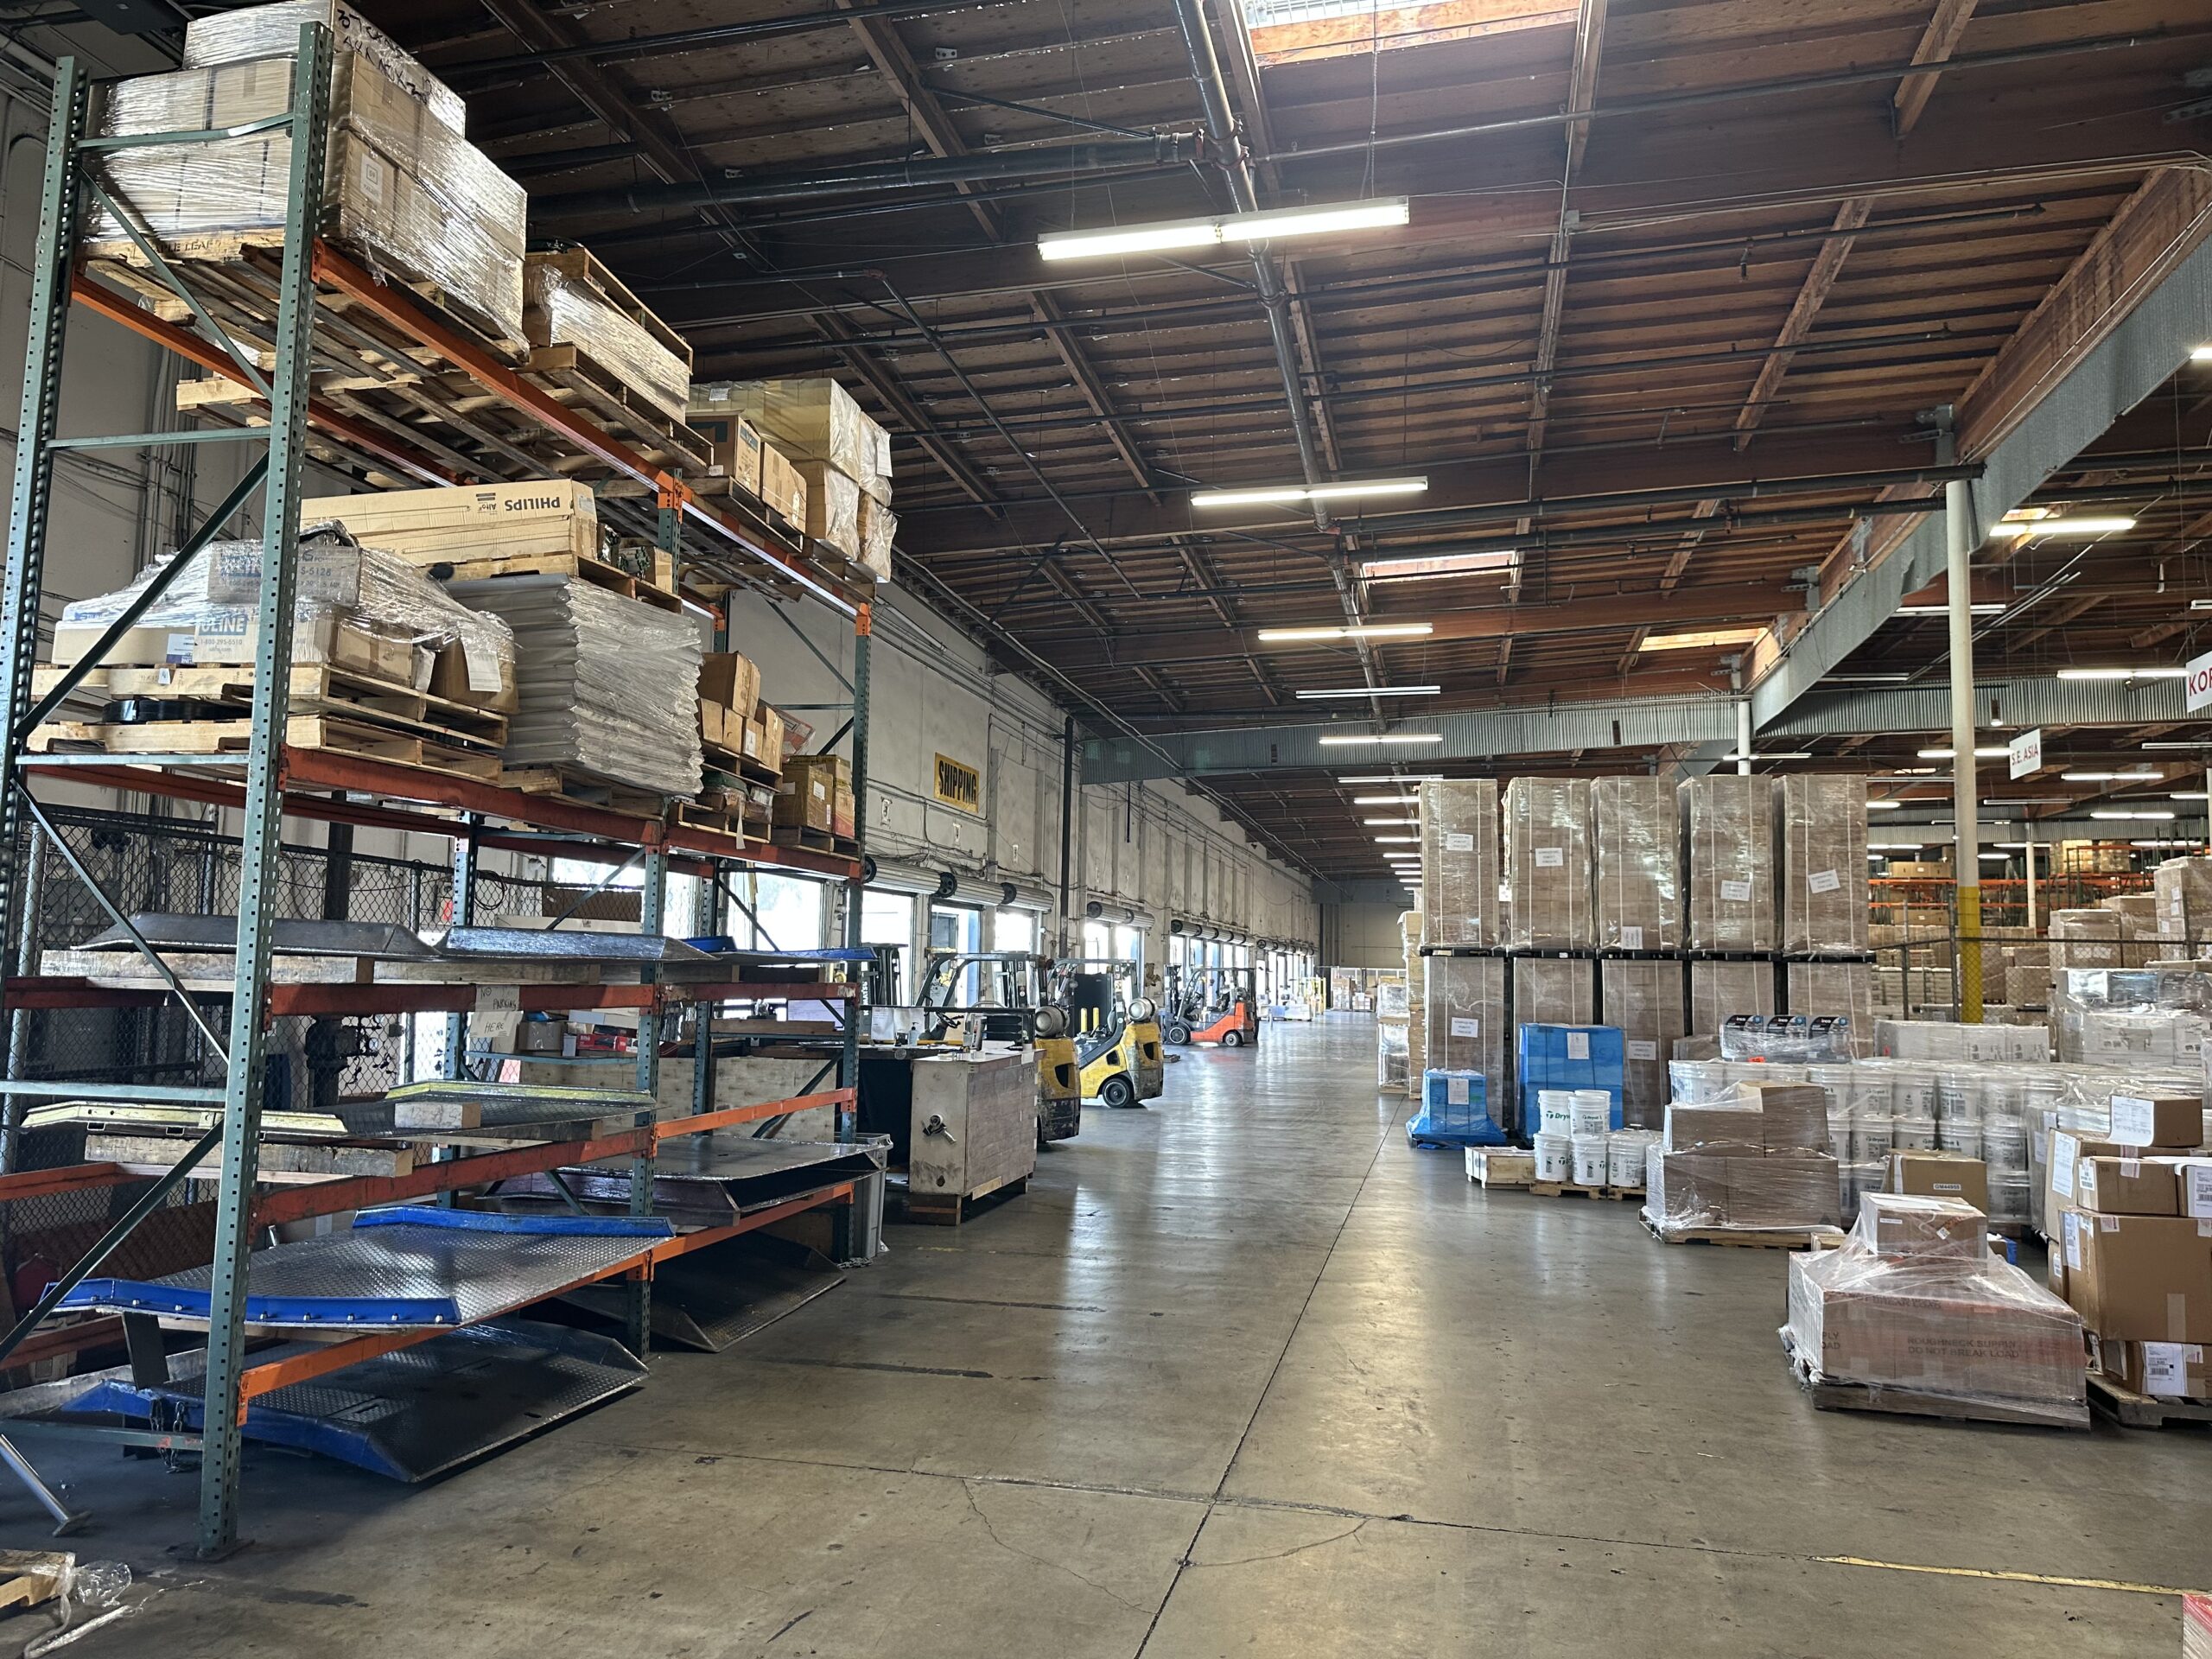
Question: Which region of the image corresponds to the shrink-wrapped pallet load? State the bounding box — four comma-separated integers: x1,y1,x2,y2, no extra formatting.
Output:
523,251,693,428
1502,778,1592,951
1778,774,1870,955
1419,779,1501,949
1592,776,1680,951
1601,957,1687,1128
1426,953,1507,1103
1682,774,1775,952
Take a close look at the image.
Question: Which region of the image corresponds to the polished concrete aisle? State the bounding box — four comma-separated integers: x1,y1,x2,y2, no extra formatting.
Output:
39,1017,2205,1656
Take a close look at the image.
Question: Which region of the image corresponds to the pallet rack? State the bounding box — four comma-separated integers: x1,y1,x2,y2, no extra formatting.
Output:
0,31,875,1556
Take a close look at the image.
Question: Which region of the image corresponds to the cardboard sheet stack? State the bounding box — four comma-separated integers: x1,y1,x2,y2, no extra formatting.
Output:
1502,778,1592,950
1514,956,1595,1030
1784,1193,2088,1424
1682,775,1775,953
2155,855,2212,955
1419,780,1501,949
1592,777,1678,952
1599,958,1685,1128
446,573,702,798
690,379,896,580
1688,957,1776,1037
1425,954,1507,1119
1786,960,1873,1056
1778,774,1869,955
86,0,527,343
1645,1079,1840,1238
1402,909,1427,1099
523,251,692,428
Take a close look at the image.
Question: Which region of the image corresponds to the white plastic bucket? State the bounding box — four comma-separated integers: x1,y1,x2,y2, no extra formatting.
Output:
1983,1121,2029,1172
1847,1114,1895,1162
1937,1119,1984,1160
1607,1131,1655,1186
1892,1116,1938,1151
1570,1133,1611,1186
1534,1133,1573,1182
1571,1088,1612,1135
1537,1090,1577,1135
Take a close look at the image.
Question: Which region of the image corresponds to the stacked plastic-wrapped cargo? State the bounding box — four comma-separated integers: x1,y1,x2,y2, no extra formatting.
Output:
1777,774,1870,955
1426,955,1509,1134
1599,958,1684,1129
2154,855,2212,957
1376,974,1410,1090
522,251,692,428
1682,774,1776,953
2050,964,2212,1066
86,0,525,346
1400,909,1426,1100
694,380,895,580
1687,957,1776,1039
1418,780,1500,950
1785,960,1874,1057
1592,777,1679,952
1645,1077,1840,1239
447,574,702,799
1783,1192,2087,1424
52,524,516,707
1501,778,1592,951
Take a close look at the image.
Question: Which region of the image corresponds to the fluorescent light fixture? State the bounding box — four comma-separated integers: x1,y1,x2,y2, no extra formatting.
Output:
1360,550,1517,582
2144,741,2212,750
1637,627,1767,652
1352,793,1419,804
1916,747,2010,760
2194,346,2212,361
1317,732,1443,746
1375,835,1420,843
1897,602,2005,615
2056,666,2187,681
1978,851,2009,861
2173,791,2210,801
1039,196,1409,264
2092,810,2176,820
1338,773,1444,784
1717,752,1812,763
1295,684,1440,700
1870,841,1927,850
2060,771,2161,782
1993,515,2135,538
1867,800,1903,810
1256,621,1434,642
2133,839,2204,849
1362,817,1420,826
1196,476,1428,510
1824,672,1911,683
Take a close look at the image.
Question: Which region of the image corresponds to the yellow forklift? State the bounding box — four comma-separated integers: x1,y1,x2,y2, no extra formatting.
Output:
913,950,1080,1142
1052,959,1164,1108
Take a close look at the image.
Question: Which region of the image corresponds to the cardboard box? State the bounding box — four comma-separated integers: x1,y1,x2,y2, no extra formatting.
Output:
2075,1156,2181,1217
1688,957,1777,1038
759,442,808,532
1682,773,1775,952
1738,1079,1830,1154
855,492,896,582
772,765,833,832
788,753,852,794
831,785,856,842
1421,779,1502,949
1511,954,1595,1030
1778,773,1870,955
690,413,764,497
1889,1148,1990,1213
1599,957,1684,1129
2062,1210,2212,1342
2047,1131,2129,1241
698,700,723,750
1859,1192,1986,1262
428,637,517,712
1728,1154,1840,1227
795,461,861,559
2098,1337,2211,1399
2183,1159,2212,1221
1662,1102,1764,1156
1501,777,1592,950
698,652,760,720
1592,776,1679,951
689,378,889,492
756,704,785,772
2107,1092,2203,1150
303,480,597,563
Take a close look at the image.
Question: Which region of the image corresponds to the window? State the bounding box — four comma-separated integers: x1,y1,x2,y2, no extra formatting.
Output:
993,907,1035,955
1082,919,1111,963
931,904,983,1002
1112,924,1142,969
756,873,828,950
861,890,916,1002
1245,0,1573,68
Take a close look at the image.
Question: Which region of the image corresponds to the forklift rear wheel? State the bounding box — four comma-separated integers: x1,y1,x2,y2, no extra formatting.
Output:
1164,1023,1191,1046
1219,1029,1244,1047
1099,1075,1137,1109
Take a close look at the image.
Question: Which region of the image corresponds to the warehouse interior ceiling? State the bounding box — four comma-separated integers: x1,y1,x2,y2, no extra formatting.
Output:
356,0,2212,884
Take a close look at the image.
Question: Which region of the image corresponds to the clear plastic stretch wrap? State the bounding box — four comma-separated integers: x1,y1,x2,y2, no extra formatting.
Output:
1681,774,1775,952
445,575,702,799
1402,924,1427,1098
1426,954,1506,1101
1502,777,1592,950
181,0,469,135
1782,1192,2088,1423
1645,1147,1840,1236
1376,976,1410,1022
86,51,525,343
2155,856,2212,950
1513,955,1595,1030
1688,957,1776,1038
690,379,892,498
2049,968,2212,1065
1719,1014,1853,1065
1785,960,1874,1056
1419,779,1501,948
523,254,691,426
1874,1018,2050,1063
1600,957,1685,1128
1592,777,1680,951
797,461,862,559
856,494,897,583
2049,907,2130,974
1779,773,1869,955
55,524,514,699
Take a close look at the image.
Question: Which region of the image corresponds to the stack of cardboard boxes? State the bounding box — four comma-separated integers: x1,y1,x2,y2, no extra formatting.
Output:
690,379,897,582
1645,1079,1840,1237
696,652,788,836
774,753,856,845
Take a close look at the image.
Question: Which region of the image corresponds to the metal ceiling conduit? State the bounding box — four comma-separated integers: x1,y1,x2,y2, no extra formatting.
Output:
537,137,1199,217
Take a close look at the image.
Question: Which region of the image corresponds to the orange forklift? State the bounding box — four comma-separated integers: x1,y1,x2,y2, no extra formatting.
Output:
1162,965,1258,1049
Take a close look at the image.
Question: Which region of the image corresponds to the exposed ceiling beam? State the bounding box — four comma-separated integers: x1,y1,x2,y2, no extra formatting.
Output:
1522,0,1605,459
1892,0,1980,138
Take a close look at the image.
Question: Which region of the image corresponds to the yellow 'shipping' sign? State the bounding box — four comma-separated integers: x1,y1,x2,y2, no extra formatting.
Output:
934,753,981,813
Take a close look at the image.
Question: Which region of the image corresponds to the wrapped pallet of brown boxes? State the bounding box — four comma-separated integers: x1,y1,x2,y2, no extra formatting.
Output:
2154,855,2212,951
1682,774,1775,952
522,251,693,429
1592,777,1680,951
1419,779,1501,949
1601,957,1686,1128
777,754,854,841
691,379,895,581
1402,911,1427,1099
1427,953,1506,1102
1688,957,1776,1038
1645,1080,1840,1238
86,18,525,345
1502,778,1592,950
304,480,600,566
1785,960,1874,1056
1778,773,1870,955
1514,955,1596,1030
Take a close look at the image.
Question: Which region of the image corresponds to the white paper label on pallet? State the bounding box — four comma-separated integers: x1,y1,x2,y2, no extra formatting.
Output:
1618,926,1643,950
2109,1096,2158,1144
1627,1039,1658,1061
1444,832,1475,852
2063,1211,2085,1270
1808,868,1841,895
477,984,520,1013
461,627,505,692
355,146,385,209
2141,1342,2195,1396
1446,1076,1470,1106
1534,847,1564,868
1719,879,1752,903
2183,1162,2212,1219
1567,1030,1590,1060
1450,1017,1478,1038
164,631,196,664
1497,883,1512,905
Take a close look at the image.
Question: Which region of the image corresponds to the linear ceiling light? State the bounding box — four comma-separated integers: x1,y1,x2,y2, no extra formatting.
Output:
1039,196,1409,263
2092,810,2176,820
1897,602,2005,615
1196,476,1427,510
1993,516,2136,538
1866,800,1903,809
1295,685,1440,699
2059,771,2160,782
1352,793,1419,804
2194,346,2212,360
1717,752,1812,763
1917,747,2010,759
2172,791,2210,801
1824,672,1911,683
1318,732,1445,746
1256,622,1433,642
1338,773,1444,784
1637,627,1767,652
1359,550,1517,582
1362,817,1420,825
2056,666,2186,680
1375,835,1421,843
2134,839,2204,849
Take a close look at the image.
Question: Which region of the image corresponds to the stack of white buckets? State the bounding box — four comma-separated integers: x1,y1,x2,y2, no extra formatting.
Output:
1533,1089,1662,1190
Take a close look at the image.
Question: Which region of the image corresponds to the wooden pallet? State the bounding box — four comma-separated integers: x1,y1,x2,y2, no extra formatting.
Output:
901,1173,1027,1227
770,823,836,853
1643,1217,1846,1250
1531,1180,1644,1201
31,713,503,781
1465,1147,1535,1188
78,661,508,749
524,342,709,474
2087,1375,2212,1429
503,766,674,817
1784,1333,2090,1429
432,550,682,613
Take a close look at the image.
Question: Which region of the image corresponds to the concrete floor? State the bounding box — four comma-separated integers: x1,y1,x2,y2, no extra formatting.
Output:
16,1015,2206,1655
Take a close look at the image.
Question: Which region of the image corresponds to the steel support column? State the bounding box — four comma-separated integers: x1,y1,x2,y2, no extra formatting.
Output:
1945,473,1984,1023
838,605,871,1148
198,22,334,1559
